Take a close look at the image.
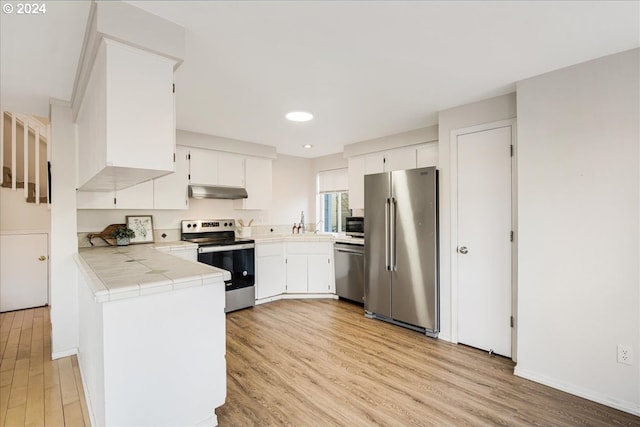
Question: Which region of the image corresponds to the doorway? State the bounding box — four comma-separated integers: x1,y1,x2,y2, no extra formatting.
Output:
450,119,516,359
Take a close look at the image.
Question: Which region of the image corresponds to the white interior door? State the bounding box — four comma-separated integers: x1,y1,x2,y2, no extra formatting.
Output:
457,125,512,357
0,233,48,312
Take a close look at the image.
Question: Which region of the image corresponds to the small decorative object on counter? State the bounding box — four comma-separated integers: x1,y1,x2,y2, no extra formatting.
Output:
111,226,135,246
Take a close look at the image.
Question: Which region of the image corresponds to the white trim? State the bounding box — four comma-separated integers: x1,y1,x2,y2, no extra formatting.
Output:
514,367,640,416
449,119,517,352
11,113,16,190
256,293,339,306
75,352,97,427
52,347,78,360
23,118,29,199
0,110,4,185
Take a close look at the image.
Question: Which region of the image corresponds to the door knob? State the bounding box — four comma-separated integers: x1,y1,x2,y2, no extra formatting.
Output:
458,246,469,254
38,256,47,261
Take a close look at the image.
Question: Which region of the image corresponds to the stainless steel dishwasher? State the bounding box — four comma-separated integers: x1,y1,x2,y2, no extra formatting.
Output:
334,242,364,304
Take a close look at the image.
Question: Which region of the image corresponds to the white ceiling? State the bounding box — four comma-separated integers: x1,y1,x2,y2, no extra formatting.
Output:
1,1,638,158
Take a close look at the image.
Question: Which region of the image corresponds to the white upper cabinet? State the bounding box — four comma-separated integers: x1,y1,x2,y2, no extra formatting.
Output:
384,146,418,171
417,142,439,168
217,153,245,187
153,147,189,210
234,156,272,210
76,180,154,210
76,39,178,191
347,142,439,210
188,149,246,188
115,181,154,210
188,148,219,186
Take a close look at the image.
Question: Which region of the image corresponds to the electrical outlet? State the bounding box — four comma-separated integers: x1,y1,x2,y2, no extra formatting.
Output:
617,344,632,365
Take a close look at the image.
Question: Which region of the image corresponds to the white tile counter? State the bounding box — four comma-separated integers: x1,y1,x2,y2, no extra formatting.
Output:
75,242,228,426
76,242,229,302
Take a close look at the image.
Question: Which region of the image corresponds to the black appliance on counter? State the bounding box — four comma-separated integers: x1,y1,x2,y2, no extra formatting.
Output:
345,216,364,237
181,219,254,313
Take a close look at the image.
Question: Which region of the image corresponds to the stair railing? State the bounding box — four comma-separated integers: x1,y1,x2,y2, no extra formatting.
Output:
0,110,50,205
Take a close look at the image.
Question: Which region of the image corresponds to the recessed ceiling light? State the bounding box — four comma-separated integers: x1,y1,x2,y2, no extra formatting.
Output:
286,111,313,122
303,144,313,149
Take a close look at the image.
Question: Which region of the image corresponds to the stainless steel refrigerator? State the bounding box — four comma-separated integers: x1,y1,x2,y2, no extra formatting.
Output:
364,167,439,337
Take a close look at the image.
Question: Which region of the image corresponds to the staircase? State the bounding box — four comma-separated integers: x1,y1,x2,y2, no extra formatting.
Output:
1,110,50,206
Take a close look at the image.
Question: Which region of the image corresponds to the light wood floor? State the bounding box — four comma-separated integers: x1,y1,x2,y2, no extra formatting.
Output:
0,307,90,427
218,299,639,427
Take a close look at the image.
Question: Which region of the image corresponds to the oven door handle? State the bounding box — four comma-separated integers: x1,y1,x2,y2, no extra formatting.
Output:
198,243,255,253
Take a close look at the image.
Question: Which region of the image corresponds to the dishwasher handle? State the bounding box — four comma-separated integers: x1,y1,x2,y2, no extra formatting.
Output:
335,247,363,255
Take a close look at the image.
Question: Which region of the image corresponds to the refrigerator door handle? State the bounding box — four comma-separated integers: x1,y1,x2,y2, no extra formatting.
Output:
385,197,390,271
390,197,397,271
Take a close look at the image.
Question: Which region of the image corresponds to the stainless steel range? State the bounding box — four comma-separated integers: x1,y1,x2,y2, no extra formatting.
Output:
181,219,255,313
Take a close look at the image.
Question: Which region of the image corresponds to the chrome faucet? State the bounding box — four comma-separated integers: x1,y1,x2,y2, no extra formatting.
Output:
314,220,324,234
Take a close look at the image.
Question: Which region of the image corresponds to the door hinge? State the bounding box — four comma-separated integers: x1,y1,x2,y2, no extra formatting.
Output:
113,197,117,205
510,145,514,157
285,258,288,264
187,153,191,160
173,153,176,162
172,83,175,93
328,258,330,264
510,231,514,242
188,174,191,180
510,316,514,328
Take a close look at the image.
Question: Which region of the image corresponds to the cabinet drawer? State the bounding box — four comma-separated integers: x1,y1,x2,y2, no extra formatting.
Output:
256,242,283,257
286,242,331,255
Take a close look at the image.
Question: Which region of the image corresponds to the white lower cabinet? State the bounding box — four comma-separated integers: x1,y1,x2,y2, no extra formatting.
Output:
285,242,334,294
256,242,285,300
285,255,308,294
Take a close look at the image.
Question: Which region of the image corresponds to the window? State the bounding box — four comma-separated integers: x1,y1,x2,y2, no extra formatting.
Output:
320,191,350,232
317,168,351,233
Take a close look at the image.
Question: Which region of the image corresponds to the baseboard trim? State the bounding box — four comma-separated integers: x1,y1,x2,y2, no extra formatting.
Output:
514,366,640,416
52,348,77,360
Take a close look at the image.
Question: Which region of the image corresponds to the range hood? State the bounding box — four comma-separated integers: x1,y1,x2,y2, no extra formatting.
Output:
188,185,248,200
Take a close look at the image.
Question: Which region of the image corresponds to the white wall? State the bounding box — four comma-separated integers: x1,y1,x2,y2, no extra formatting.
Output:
515,48,639,414
49,100,79,358
76,152,317,233
0,188,50,231
437,93,517,341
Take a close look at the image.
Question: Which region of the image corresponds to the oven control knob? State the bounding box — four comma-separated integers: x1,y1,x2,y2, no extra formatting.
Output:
186,224,192,228
242,271,248,277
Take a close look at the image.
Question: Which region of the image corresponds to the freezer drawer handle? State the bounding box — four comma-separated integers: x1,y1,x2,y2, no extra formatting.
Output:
385,198,391,271
390,197,397,271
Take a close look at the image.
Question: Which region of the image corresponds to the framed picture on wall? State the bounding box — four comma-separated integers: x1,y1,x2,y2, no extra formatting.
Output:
126,215,155,244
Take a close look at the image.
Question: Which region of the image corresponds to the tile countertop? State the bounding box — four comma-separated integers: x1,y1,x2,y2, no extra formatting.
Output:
75,243,230,303
252,233,364,245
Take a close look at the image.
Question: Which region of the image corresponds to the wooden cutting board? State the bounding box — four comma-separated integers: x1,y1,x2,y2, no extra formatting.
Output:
87,223,126,246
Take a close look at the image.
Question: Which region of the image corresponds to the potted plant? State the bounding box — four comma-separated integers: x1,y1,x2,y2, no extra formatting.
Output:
111,226,135,246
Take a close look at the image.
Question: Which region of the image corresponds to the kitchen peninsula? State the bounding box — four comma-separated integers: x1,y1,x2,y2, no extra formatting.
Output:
74,243,229,426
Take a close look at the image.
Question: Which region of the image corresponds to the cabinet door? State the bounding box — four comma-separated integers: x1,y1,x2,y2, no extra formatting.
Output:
307,254,331,293
115,180,154,209
365,152,385,175
348,156,366,211
189,148,219,185
217,153,245,187
416,143,439,168
106,41,175,174
154,147,189,209
236,157,272,210
385,146,417,172
256,255,285,299
77,190,116,209
285,255,307,293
